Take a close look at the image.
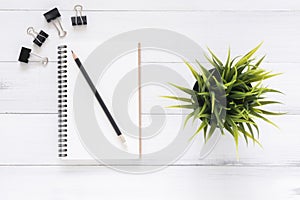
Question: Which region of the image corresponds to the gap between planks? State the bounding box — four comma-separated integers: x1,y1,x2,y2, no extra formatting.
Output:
0,113,300,116
0,163,299,167
0,9,300,12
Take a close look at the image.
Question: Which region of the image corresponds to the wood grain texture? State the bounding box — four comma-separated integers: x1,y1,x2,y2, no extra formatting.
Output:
1,11,299,115
0,63,57,113
0,62,298,114
1,166,300,200
1,0,300,10
0,1,299,198
0,114,299,166
0,11,299,62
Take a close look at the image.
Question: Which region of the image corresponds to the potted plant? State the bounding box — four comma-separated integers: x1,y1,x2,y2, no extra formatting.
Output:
163,43,284,158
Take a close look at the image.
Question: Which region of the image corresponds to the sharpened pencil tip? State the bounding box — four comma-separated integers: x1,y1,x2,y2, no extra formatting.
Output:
71,50,78,60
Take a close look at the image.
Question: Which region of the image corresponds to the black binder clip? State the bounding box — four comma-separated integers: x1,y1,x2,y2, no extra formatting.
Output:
27,27,49,47
43,8,67,37
18,47,48,65
71,5,87,26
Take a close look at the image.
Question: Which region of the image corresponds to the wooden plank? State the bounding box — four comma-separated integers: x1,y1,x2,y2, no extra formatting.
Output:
0,62,298,114
1,0,300,10
0,11,299,63
0,114,57,164
181,114,300,165
0,114,299,165
0,166,300,200
117,62,298,115
0,63,57,113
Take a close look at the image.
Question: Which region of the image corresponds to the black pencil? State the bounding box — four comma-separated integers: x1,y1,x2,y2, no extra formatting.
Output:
71,50,126,144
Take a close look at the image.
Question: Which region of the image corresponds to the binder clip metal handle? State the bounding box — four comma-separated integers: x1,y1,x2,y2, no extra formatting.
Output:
71,5,87,26
75,5,83,17
27,27,49,47
53,20,67,38
31,52,49,65
18,47,48,65
44,8,67,38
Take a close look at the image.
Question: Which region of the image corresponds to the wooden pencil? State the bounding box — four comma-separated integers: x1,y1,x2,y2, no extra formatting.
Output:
138,43,142,159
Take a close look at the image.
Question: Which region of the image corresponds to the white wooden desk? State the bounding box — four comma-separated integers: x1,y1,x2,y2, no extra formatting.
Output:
1,0,300,199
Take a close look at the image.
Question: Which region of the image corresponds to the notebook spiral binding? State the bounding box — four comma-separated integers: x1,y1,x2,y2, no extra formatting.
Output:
57,45,68,157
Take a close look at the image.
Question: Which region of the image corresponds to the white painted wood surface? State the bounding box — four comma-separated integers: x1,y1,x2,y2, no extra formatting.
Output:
1,114,299,165
0,0,300,199
1,11,299,62
1,166,300,200
1,0,300,10
1,11,300,113
1,62,298,113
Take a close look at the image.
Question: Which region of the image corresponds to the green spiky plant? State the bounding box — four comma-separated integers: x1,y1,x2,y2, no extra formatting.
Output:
163,43,284,157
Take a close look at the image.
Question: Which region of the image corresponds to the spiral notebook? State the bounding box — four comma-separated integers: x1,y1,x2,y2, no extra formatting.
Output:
57,43,143,161
57,44,94,160
56,43,197,163
57,43,136,160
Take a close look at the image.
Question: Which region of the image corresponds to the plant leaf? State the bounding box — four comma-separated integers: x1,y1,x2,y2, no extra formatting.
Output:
235,42,263,67
167,104,195,109
168,83,196,95
161,96,192,103
190,120,208,140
